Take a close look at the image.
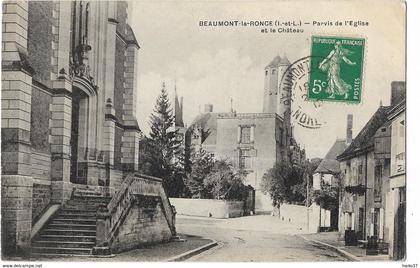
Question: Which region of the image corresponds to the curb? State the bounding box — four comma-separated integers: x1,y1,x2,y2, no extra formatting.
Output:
299,235,360,261
165,239,219,262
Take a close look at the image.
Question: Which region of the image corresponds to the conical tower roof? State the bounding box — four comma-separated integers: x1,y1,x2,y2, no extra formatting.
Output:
265,55,282,68
280,55,290,65
265,54,290,68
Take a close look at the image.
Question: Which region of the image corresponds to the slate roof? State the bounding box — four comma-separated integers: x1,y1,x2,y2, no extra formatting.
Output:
174,94,184,128
116,23,140,48
188,112,219,145
337,106,392,160
314,139,347,174
265,55,290,68
125,24,140,48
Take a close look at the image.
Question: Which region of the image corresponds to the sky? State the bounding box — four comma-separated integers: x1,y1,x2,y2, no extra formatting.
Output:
129,0,405,159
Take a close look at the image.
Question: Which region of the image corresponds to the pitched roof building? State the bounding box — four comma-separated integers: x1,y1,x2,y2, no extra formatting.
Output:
336,82,405,248
315,139,347,174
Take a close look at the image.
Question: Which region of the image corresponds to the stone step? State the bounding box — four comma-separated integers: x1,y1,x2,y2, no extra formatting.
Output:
31,253,92,258
71,196,111,201
62,205,99,209
32,240,95,249
56,213,96,220
73,189,102,194
74,191,102,195
63,204,103,209
51,218,96,225
48,223,96,230
31,246,92,255
39,234,96,243
42,228,96,236
60,209,97,215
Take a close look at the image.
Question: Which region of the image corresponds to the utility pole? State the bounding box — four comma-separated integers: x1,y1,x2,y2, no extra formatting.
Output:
306,167,310,233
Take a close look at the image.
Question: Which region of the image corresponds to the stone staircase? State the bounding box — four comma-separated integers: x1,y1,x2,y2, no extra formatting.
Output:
31,188,111,257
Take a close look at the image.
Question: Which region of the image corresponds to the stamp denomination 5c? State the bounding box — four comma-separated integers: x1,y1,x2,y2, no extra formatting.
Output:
308,36,365,103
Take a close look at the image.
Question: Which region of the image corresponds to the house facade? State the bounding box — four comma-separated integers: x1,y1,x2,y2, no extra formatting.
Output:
386,99,406,260
337,81,405,259
337,106,392,239
313,136,348,230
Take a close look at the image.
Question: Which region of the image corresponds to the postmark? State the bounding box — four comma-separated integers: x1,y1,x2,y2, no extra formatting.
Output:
308,36,365,103
279,56,326,129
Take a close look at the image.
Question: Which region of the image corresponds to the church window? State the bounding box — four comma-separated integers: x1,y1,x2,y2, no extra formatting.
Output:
265,70,268,76
272,69,276,74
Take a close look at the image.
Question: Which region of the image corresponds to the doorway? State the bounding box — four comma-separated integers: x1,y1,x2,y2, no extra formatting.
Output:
70,87,89,184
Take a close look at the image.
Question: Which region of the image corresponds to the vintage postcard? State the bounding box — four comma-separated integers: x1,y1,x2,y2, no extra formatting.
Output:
1,0,409,265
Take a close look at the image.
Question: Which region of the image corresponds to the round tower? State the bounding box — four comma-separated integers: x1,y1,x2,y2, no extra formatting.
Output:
262,55,291,115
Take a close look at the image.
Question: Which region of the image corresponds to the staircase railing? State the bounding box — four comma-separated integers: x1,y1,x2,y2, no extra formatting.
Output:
94,173,176,251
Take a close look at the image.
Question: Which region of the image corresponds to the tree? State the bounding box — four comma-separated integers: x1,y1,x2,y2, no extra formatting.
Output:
289,158,322,204
185,148,215,198
312,181,339,211
260,162,292,209
203,159,247,200
138,82,184,197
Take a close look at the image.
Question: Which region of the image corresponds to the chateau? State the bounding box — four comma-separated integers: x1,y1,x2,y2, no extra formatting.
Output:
183,55,306,211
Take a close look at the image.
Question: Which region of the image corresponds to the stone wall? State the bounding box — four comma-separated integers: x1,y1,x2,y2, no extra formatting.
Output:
272,203,329,233
111,196,172,253
170,198,245,218
27,1,54,85
30,151,51,182
114,125,123,170
114,34,125,123
30,85,52,153
109,169,123,194
31,183,51,223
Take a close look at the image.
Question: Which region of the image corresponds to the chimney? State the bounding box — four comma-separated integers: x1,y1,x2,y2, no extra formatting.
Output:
390,81,406,106
346,114,353,145
204,104,213,113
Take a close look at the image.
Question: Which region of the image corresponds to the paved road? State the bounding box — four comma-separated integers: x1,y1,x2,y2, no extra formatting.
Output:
176,215,348,262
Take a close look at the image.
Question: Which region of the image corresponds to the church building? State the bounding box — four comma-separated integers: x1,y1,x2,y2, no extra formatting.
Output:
2,1,175,257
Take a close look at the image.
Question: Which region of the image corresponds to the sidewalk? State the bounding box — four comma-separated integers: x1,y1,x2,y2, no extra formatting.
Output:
24,234,216,262
301,232,391,262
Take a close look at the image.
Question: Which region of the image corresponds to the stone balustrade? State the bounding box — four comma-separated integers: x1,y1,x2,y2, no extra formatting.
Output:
94,173,176,254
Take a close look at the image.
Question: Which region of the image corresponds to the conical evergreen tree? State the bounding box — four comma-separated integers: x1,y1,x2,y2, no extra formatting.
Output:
139,82,184,196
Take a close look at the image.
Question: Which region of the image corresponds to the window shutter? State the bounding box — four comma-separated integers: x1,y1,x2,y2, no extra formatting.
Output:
250,126,255,142
237,126,241,143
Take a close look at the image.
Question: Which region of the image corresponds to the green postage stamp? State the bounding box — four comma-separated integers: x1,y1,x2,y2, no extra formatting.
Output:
308,36,365,103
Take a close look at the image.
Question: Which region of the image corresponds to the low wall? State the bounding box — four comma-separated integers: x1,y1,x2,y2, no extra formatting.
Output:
111,197,172,253
272,203,331,233
102,174,176,253
170,198,245,218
